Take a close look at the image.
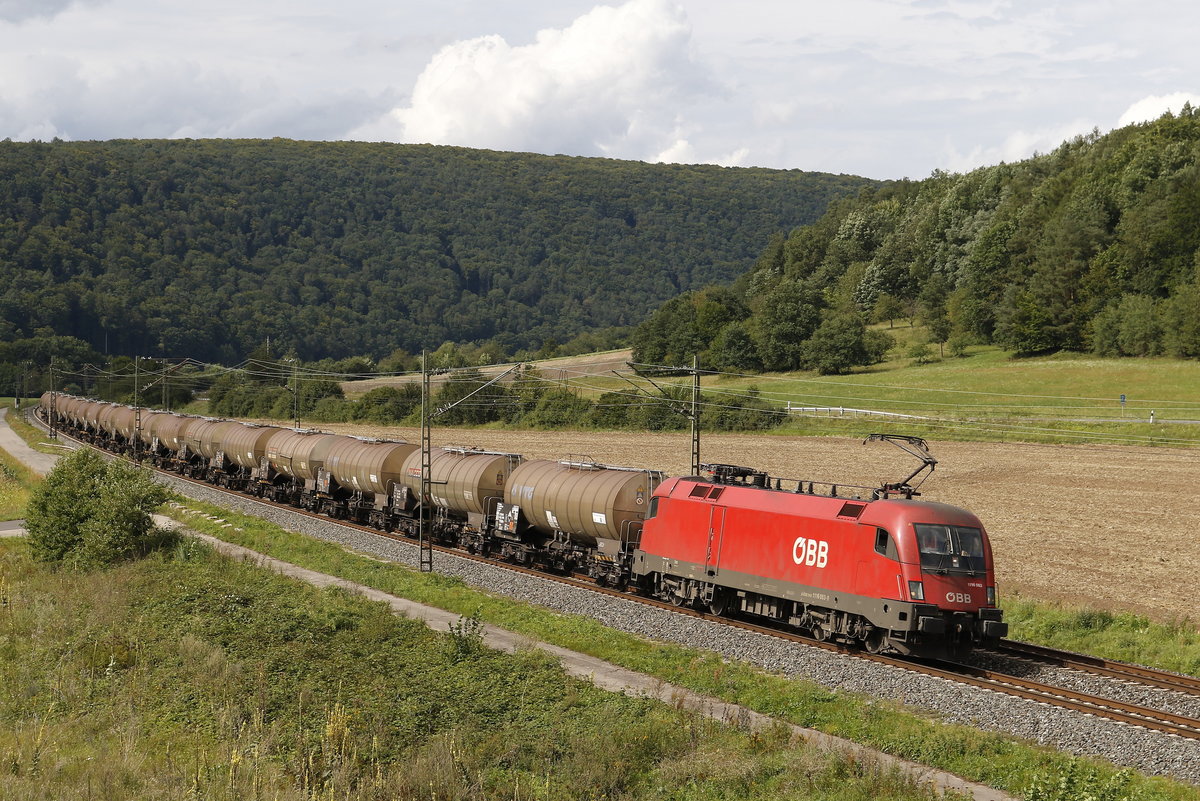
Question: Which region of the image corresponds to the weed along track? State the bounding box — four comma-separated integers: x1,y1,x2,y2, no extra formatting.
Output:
28,404,1200,783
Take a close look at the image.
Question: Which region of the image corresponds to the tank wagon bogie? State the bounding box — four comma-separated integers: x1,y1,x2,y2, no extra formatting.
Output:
36,393,1006,657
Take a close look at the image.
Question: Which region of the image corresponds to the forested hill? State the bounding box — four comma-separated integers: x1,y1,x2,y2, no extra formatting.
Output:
633,108,1200,373
0,139,871,363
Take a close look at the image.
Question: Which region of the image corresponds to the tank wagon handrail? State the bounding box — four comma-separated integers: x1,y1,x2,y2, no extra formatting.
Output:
620,518,642,542
561,455,664,477
442,445,523,459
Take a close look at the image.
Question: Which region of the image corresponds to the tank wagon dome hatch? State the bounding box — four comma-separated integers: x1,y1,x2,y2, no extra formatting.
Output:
502,456,665,547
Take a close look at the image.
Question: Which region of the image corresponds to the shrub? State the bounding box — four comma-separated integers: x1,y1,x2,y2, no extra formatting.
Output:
25,448,171,568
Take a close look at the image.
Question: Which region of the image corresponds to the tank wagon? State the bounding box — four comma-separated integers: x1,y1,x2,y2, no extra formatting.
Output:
496,458,663,581
399,446,523,549
38,394,1007,657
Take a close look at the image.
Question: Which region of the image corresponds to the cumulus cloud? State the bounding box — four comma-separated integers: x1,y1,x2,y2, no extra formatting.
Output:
351,0,726,164
0,0,99,24
1117,92,1200,127
0,53,386,142
941,118,1094,174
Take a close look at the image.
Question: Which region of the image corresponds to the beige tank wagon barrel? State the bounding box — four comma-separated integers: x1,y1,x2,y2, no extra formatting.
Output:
324,437,419,496
265,429,345,480
220,422,284,471
400,446,523,515
504,458,664,547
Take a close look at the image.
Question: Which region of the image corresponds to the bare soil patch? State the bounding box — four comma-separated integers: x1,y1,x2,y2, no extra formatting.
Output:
341,349,634,397
293,419,1200,623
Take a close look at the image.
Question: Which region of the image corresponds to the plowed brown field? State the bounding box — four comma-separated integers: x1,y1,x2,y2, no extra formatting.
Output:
313,422,1198,622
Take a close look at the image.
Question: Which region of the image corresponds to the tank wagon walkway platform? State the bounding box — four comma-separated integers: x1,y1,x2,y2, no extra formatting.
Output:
0,408,1012,801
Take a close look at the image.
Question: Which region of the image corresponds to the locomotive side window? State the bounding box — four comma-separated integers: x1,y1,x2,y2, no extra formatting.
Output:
647,496,660,519
874,528,898,560
914,523,986,573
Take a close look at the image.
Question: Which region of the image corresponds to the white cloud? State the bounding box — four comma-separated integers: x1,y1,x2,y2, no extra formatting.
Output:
0,0,87,24
941,118,1095,174
351,0,728,163
1117,92,1200,127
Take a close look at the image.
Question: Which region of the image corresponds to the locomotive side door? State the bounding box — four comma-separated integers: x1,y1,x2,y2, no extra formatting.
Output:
704,505,725,576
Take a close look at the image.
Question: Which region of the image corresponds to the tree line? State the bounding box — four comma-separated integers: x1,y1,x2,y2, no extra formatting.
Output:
207,363,786,433
632,106,1200,372
0,138,870,365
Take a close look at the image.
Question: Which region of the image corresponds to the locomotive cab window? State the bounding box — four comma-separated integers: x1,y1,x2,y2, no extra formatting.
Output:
914,523,985,573
874,528,898,560
647,496,660,519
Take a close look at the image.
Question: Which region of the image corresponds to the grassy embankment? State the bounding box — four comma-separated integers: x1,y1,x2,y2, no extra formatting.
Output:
0,446,35,520
0,536,956,801
0,401,40,520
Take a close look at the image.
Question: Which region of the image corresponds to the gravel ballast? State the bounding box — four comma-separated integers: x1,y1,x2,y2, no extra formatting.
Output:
159,473,1200,786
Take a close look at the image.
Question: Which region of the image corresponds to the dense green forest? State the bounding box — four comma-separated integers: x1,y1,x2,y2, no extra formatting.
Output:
633,108,1200,373
0,138,869,368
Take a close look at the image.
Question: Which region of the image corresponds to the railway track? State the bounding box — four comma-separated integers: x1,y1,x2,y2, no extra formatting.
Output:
33,411,1200,743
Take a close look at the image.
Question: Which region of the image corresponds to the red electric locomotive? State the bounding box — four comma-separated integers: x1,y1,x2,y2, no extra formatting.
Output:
633,438,1007,657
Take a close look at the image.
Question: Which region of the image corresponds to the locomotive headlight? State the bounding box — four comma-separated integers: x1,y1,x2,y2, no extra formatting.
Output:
987,586,996,606
907,581,924,601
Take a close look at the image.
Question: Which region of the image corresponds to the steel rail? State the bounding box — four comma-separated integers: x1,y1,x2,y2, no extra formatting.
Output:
995,639,1200,696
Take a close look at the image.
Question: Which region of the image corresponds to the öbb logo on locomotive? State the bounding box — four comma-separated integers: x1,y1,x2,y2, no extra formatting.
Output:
39,394,1008,658
791,537,829,568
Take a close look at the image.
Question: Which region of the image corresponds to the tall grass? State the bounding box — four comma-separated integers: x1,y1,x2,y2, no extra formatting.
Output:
162,499,1200,801
0,446,36,520
1004,592,1200,676
0,538,955,801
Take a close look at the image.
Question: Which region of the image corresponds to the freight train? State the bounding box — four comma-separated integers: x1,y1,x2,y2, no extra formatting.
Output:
38,392,1007,657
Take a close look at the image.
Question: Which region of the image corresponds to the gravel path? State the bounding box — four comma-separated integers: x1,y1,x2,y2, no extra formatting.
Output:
158,472,1200,786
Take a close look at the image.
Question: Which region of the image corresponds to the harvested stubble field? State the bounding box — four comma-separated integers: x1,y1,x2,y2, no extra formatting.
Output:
319,421,1200,623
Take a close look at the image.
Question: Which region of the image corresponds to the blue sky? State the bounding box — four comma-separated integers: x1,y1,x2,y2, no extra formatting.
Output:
2,0,1197,179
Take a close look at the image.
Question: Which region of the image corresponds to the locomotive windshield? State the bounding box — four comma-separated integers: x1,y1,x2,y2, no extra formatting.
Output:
914,524,986,574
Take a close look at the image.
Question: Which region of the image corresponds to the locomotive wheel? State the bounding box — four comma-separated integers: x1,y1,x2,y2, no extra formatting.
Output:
864,630,887,654
810,624,827,642
707,590,729,617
